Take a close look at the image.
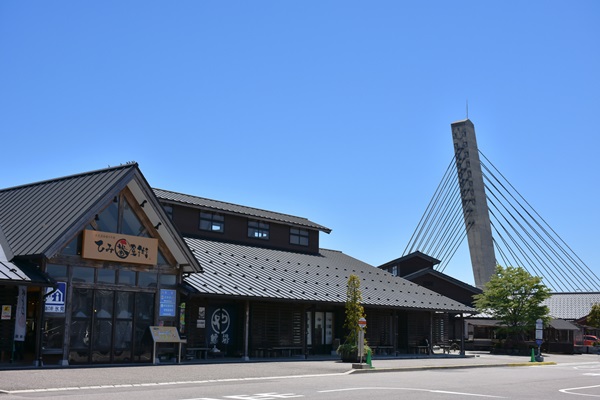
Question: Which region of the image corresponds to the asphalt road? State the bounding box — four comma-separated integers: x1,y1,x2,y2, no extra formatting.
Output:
1,353,600,399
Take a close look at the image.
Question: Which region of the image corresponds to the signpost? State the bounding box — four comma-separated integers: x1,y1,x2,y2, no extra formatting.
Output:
535,319,543,361
357,318,366,364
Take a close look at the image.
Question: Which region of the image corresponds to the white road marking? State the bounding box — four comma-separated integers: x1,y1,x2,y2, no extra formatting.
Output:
318,387,505,398
560,384,600,397
0,372,352,394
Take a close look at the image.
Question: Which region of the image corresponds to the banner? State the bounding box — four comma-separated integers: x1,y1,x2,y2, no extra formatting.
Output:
14,286,26,341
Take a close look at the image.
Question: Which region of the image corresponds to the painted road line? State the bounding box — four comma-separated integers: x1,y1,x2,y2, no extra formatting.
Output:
0,372,353,395
319,387,506,398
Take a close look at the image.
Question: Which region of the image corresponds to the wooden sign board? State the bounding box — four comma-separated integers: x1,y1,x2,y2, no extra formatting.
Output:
82,230,158,266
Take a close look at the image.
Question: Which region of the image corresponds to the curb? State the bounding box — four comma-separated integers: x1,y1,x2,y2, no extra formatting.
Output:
350,361,556,373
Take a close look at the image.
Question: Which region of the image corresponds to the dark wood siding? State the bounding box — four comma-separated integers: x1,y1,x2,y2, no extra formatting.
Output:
250,302,304,355
171,204,320,254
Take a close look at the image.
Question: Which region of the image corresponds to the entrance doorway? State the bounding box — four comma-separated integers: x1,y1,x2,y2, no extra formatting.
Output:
69,289,154,364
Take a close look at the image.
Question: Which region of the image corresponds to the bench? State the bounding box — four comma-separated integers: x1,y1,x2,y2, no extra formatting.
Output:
185,347,210,360
411,345,430,355
271,347,303,357
371,345,394,355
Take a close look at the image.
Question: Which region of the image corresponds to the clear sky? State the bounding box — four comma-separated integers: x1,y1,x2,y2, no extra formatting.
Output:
1,1,598,287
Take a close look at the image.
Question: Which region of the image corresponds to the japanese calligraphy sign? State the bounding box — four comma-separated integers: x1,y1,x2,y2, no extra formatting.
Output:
82,230,158,266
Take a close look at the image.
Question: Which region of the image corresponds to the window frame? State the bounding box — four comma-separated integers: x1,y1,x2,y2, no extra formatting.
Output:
248,219,270,240
290,227,309,246
199,211,225,233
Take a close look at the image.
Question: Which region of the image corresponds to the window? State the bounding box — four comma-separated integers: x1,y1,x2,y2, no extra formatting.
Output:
122,199,148,237
290,228,309,246
72,266,94,283
163,204,173,220
199,211,224,233
248,220,269,240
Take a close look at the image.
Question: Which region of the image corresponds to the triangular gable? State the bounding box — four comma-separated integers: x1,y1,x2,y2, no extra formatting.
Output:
382,251,441,267
0,164,201,273
378,251,441,277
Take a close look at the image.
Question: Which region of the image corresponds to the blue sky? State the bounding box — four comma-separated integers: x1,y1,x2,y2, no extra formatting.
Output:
1,1,598,286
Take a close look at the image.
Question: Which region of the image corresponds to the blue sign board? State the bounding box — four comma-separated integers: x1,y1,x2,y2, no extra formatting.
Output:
159,289,177,317
536,339,543,346
45,282,67,313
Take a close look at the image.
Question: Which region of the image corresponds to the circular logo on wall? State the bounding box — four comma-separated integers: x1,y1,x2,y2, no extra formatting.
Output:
211,308,230,334
115,238,130,259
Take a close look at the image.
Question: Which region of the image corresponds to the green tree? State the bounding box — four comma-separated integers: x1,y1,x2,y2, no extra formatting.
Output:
342,274,366,346
337,274,369,359
587,303,600,328
474,265,551,341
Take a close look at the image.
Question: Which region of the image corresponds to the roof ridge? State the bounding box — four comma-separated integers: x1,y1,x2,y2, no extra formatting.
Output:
0,163,138,193
154,187,314,222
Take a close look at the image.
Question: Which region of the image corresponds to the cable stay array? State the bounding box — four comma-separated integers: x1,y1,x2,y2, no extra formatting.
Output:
404,151,599,292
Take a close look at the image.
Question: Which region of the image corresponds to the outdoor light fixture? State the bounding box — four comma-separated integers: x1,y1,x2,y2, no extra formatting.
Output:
140,200,147,208
154,222,162,230
94,214,99,221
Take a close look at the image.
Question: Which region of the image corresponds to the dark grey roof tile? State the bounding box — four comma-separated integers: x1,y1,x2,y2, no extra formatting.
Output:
543,293,600,320
0,165,135,257
184,238,473,312
155,188,331,233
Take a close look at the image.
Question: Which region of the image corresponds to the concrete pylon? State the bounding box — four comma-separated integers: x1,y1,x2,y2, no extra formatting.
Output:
451,119,496,289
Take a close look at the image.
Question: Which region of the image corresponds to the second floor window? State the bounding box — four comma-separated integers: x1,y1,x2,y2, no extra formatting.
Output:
248,220,269,240
290,228,309,246
200,211,224,232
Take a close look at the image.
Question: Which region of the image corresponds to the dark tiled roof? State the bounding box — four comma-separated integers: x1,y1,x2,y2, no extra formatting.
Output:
0,164,137,257
379,251,441,269
403,268,482,294
543,293,600,320
0,260,54,286
549,318,579,330
154,188,332,233
183,238,474,312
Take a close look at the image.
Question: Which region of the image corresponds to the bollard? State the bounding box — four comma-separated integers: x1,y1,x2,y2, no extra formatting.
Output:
366,349,372,368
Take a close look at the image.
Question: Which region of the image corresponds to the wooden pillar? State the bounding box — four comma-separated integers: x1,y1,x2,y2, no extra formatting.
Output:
243,300,250,361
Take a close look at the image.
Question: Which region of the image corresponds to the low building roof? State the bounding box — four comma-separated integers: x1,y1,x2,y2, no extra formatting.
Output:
183,237,474,313
0,225,53,286
154,188,332,233
402,267,482,294
549,318,579,331
543,293,600,320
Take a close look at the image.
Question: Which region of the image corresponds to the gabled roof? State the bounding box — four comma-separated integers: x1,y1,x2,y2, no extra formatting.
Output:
183,238,474,313
0,164,137,258
0,164,201,273
0,226,53,286
543,293,600,320
154,188,332,233
378,251,441,269
403,268,482,294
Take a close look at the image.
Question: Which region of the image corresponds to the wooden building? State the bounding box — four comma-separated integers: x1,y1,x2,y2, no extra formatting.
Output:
0,164,473,366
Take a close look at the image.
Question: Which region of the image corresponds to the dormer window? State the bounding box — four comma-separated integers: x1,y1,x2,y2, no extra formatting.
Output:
200,211,224,233
290,228,309,246
248,220,269,240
